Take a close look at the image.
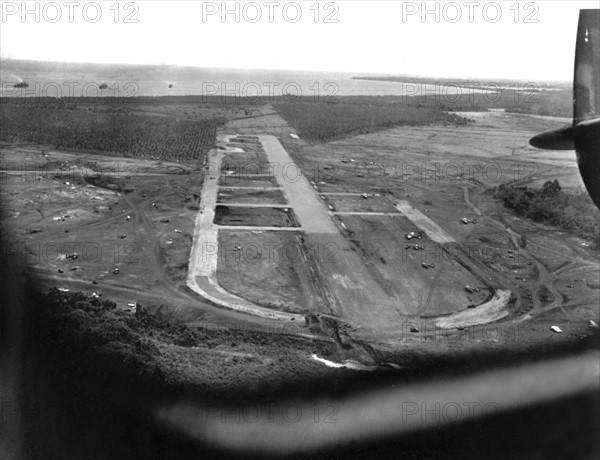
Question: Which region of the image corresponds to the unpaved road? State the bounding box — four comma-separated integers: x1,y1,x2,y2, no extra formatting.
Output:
187,142,304,323
190,134,518,340
188,135,406,333
395,200,456,244
258,135,339,234
259,136,407,332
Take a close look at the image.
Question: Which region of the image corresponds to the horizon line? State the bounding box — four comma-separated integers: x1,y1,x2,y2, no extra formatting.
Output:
0,56,572,85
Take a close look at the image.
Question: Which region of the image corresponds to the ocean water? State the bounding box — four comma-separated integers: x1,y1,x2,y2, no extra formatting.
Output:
0,59,486,99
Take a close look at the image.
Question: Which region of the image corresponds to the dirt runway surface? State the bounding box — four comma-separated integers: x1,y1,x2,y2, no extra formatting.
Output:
4,110,598,353
204,134,505,343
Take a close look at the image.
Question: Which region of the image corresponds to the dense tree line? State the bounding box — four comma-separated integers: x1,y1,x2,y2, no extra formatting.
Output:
0,103,225,163
274,102,465,142
494,180,600,247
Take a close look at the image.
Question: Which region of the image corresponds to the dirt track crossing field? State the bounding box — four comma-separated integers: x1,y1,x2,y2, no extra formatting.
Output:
7,109,598,352
394,200,456,244
184,134,516,343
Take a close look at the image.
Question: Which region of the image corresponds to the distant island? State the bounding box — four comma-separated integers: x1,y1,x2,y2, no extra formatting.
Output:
352,75,570,90
13,82,29,89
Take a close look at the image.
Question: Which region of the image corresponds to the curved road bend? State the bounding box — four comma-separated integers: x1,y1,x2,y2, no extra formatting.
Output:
187,145,304,323
188,135,405,334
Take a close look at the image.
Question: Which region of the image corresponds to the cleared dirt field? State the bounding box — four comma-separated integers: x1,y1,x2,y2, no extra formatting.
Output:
322,194,399,213
338,214,489,316
217,188,286,205
274,110,599,346
218,176,276,187
225,104,293,137
0,143,275,328
219,137,271,175
185,113,599,348
4,106,598,358
214,205,299,228
216,230,326,313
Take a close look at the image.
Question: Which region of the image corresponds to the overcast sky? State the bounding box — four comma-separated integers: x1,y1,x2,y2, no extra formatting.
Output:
1,1,597,80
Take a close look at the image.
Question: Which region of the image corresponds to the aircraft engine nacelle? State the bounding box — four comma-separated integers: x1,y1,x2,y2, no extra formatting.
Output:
529,9,600,209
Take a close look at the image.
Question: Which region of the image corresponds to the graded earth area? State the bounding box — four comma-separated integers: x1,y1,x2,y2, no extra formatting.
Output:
2,101,598,364
210,108,599,350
